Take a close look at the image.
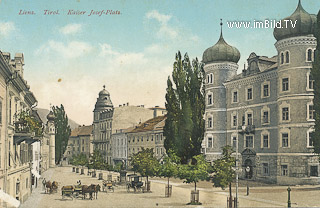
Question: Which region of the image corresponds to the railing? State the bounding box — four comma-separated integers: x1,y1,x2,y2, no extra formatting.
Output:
238,125,255,134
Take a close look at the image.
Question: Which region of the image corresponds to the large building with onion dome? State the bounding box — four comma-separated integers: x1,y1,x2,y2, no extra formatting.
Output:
92,85,114,164
203,0,318,185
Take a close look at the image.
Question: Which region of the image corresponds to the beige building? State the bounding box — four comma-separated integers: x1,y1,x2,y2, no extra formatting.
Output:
64,125,93,162
0,51,38,206
203,1,318,185
127,116,167,163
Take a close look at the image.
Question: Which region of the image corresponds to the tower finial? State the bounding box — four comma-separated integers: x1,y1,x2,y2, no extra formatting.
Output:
103,85,105,90
220,18,223,38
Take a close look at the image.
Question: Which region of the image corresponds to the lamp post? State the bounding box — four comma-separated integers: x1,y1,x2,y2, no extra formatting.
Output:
287,187,291,208
235,103,247,208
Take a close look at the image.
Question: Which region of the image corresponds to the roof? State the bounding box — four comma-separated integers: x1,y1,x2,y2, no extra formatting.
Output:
70,125,93,137
129,116,166,133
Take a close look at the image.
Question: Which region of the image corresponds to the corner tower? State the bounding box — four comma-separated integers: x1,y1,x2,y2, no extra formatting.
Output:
202,20,240,161
47,110,55,168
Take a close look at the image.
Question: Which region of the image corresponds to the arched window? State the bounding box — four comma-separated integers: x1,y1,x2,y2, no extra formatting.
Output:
307,49,312,61
285,51,289,63
210,74,213,84
207,75,210,84
281,52,284,64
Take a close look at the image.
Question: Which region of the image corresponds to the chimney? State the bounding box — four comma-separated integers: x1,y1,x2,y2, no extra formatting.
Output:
119,105,122,107
127,102,129,106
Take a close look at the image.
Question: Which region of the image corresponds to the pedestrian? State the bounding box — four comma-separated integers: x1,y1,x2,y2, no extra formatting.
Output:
42,178,46,191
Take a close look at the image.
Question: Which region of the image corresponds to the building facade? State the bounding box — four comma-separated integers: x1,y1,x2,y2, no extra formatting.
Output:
0,51,39,206
92,86,114,164
127,116,166,164
203,1,319,185
111,127,134,167
64,125,93,162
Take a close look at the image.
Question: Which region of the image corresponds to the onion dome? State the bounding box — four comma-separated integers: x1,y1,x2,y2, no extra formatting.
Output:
47,111,55,121
203,20,240,64
94,85,113,112
274,0,316,41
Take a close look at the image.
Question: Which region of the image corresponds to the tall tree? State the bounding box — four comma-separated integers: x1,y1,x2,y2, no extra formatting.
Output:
53,104,71,164
90,150,105,171
164,51,205,164
312,10,320,154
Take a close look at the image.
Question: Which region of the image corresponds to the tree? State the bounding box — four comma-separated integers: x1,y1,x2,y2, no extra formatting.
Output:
130,148,160,187
164,51,205,164
312,10,320,154
211,146,235,208
177,154,209,193
16,110,44,137
159,150,180,196
53,104,71,164
90,150,105,171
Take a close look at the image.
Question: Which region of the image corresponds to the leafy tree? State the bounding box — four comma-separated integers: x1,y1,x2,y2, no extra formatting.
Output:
77,153,89,167
164,51,205,164
159,150,180,194
312,10,320,154
177,154,209,193
53,104,71,164
130,148,160,186
90,150,106,171
16,110,43,137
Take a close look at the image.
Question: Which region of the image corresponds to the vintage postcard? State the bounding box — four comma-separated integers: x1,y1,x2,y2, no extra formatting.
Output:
0,0,320,207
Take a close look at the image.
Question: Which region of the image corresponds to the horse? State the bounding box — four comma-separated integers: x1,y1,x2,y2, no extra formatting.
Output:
52,181,59,193
90,184,101,199
45,181,52,194
82,185,94,200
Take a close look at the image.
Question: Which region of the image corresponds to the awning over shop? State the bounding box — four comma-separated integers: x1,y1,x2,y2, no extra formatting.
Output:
13,134,38,145
0,189,20,208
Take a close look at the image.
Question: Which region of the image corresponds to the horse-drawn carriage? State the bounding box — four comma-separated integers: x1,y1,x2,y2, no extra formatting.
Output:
126,174,145,193
44,181,59,194
102,180,114,192
61,186,74,200
73,185,83,196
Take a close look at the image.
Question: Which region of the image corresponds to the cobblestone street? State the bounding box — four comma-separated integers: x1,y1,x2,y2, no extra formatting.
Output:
17,166,320,207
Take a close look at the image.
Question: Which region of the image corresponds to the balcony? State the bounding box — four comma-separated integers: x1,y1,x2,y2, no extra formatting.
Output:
238,125,255,134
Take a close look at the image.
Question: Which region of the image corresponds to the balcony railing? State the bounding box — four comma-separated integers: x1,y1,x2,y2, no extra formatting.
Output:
238,125,255,134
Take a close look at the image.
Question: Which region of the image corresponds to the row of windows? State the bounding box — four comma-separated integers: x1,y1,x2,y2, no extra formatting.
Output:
207,104,314,129
207,128,314,149
128,147,165,156
280,49,316,65
261,163,318,177
128,134,163,143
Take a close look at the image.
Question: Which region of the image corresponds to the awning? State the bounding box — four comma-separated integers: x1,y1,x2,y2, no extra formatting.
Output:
0,189,20,208
31,169,41,179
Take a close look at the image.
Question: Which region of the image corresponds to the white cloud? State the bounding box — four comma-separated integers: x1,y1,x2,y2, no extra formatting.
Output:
59,23,82,35
146,10,178,39
99,43,120,56
0,21,15,37
36,40,93,59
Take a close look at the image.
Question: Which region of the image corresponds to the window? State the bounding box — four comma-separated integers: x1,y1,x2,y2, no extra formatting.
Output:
285,51,289,63
247,88,252,100
141,136,143,142
309,104,315,119
208,117,212,128
208,137,212,148
208,94,213,105
308,131,314,147
207,73,213,84
282,133,289,147
262,111,269,124
207,75,210,84
282,78,289,91
281,165,288,176
262,134,269,148
281,52,284,64
233,115,237,127
233,91,238,103
245,135,253,148
282,107,289,121
262,163,269,176
152,135,154,141
210,74,213,84
310,166,318,177
307,49,313,61
132,137,135,143
263,84,269,97
232,136,237,149
247,113,253,125
309,75,314,89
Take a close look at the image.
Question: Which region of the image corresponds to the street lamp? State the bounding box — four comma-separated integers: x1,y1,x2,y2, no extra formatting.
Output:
236,103,247,208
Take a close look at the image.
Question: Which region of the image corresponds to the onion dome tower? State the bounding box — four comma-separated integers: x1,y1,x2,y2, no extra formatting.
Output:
202,19,240,160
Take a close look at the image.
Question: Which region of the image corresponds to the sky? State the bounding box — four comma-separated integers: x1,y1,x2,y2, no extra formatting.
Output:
0,0,319,125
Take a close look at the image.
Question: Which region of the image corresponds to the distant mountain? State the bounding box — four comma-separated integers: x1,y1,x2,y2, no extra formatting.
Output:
35,108,80,130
